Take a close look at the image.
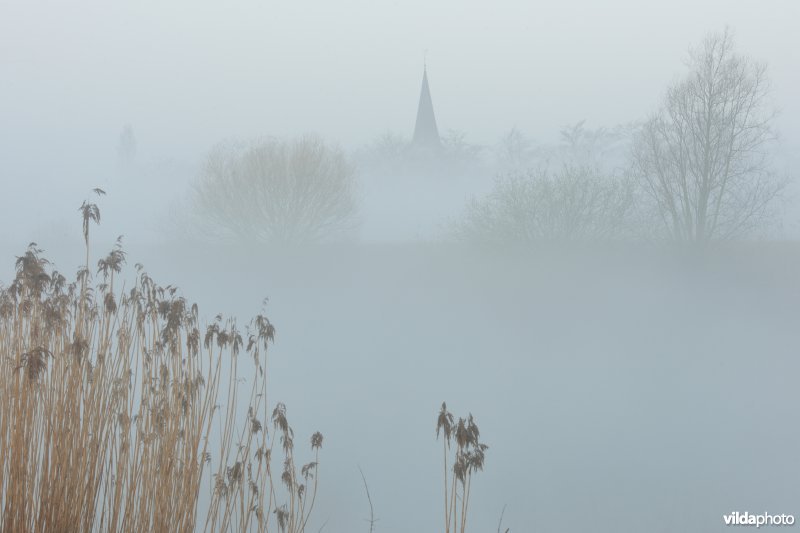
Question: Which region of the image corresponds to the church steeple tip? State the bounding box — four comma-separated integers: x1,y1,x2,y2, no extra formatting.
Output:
412,63,441,150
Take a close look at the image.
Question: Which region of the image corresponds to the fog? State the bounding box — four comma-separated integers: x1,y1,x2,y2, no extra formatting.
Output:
2,1,800,531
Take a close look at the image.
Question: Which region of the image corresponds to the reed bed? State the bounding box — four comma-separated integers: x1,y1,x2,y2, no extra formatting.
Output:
0,195,322,532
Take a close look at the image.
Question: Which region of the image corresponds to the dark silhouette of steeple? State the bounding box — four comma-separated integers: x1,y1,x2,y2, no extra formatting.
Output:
412,66,441,150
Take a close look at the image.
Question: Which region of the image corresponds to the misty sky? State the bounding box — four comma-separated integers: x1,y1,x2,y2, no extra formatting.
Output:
2,0,798,161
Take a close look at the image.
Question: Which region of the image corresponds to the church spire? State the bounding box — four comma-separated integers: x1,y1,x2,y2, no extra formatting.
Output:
412,65,441,150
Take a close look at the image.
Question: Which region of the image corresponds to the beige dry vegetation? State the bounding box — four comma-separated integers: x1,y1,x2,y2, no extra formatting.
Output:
436,403,488,533
0,193,323,532
1,193,495,532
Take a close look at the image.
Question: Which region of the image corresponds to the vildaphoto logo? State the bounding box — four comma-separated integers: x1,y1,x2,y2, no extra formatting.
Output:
723,512,795,527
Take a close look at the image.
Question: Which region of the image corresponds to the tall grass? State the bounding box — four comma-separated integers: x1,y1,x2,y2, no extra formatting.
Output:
437,402,488,533
0,195,322,532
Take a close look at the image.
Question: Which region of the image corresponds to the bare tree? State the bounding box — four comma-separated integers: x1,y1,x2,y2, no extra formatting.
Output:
440,129,483,161
454,165,636,244
191,135,359,244
493,122,634,176
558,120,633,171
495,127,534,171
631,29,785,241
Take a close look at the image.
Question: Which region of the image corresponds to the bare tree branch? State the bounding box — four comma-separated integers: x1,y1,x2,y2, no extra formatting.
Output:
631,28,785,241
